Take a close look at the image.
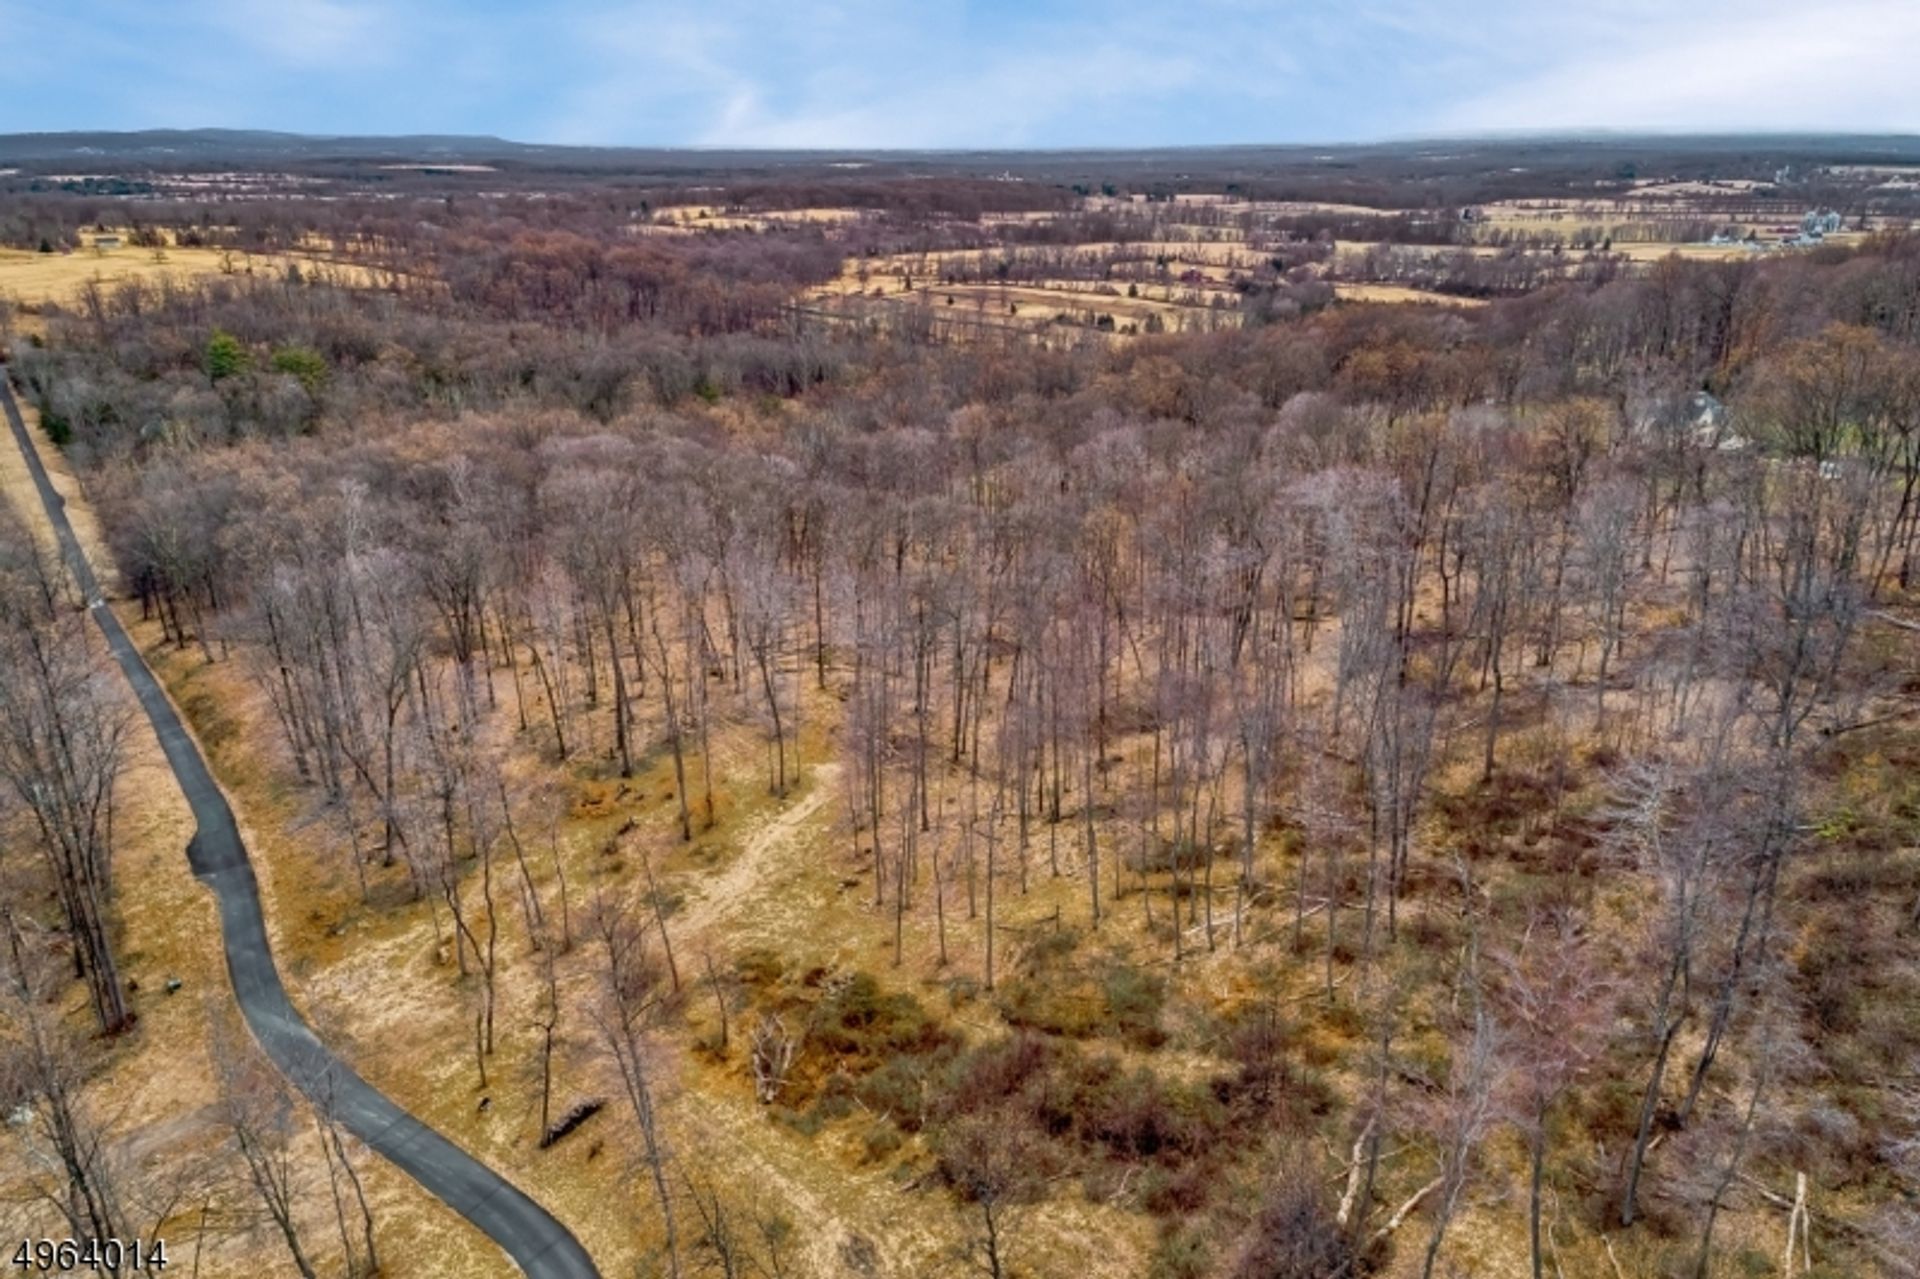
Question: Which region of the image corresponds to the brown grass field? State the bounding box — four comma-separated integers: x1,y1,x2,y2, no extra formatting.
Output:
0,238,391,335
1332,283,1489,307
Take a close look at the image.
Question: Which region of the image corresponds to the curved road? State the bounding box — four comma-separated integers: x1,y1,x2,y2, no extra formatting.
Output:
3,374,600,1279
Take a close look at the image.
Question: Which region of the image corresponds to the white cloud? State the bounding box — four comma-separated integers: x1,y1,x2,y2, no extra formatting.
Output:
1441,0,1920,134
701,44,1204,149
216,0,390,70
545,0,1295,147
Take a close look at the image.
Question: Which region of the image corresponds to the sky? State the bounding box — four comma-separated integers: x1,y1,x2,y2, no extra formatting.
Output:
4,0,1918,149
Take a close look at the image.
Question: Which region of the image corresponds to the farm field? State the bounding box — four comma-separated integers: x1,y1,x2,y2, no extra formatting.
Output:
633,177,1911,344
0,238,390,337
1330,282,1489,306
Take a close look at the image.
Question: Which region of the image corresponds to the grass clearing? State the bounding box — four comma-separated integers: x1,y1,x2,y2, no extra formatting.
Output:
1334,283,1489,307
0,243,389,316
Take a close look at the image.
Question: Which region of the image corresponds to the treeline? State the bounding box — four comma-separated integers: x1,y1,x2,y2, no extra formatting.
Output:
437,229,841,331
1331,244,1620,298
720,176,1078,219
14,264,848,460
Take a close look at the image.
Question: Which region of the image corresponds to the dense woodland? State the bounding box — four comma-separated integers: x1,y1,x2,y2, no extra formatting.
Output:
5,154,1920,1279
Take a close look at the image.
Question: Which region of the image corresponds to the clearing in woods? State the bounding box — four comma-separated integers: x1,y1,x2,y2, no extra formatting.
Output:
0,236,390,336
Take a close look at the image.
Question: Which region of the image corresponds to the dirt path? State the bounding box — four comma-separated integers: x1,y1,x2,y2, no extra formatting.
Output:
677,762,842,938
659,760,959,1277
666,1086,940,1279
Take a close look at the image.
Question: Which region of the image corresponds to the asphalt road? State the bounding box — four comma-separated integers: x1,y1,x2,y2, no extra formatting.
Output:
2,373,601,1279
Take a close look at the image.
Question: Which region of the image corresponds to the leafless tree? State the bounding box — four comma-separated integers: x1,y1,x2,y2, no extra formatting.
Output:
0,552,133,1035
1492,912,1612,1279
587,891,680,1276
0,916,127,1243
210,1013,319,1279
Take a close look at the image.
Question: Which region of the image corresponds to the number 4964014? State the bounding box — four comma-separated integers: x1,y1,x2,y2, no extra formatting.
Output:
11,1238,169,1271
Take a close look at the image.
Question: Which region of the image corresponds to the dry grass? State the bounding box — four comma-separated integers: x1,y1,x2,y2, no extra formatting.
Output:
1334,283,1490,308
131,614,1204,1276
0,392,115,577
0,243,386,314
99,602,1819,1278
650,205,868,233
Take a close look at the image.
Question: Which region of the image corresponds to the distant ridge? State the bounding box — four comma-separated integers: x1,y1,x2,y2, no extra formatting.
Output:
4,127,1920,182
0,127,541,164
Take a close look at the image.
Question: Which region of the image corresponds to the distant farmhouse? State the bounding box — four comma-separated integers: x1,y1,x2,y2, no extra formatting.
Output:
1802,208,1843,236
1687,391,1747,451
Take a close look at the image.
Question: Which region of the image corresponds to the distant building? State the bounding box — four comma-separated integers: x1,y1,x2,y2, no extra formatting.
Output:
1802,208,1843,236
1688,391,1748,451
1687,391,1727,431
90,234,121,250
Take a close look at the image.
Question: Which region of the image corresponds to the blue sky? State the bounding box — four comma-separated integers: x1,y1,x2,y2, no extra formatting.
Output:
5,0,1917,148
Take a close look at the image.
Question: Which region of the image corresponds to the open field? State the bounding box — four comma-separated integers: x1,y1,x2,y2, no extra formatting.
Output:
647,204,871,232
802,239,1260,339
1331,282,1489,307
768,180,1902,342
0,238,391,321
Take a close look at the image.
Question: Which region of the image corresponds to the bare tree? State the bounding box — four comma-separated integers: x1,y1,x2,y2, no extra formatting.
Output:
1492,912,1612,1279
0,557,133,1035
0,916,127,1244
938,1109,1050,1279
588,891,680,1276
210,1013,319,1279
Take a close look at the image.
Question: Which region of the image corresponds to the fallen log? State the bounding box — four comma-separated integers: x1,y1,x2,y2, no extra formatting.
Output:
539,1098,606,1150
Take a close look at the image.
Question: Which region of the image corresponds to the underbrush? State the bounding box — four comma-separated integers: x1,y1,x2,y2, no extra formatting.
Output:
994,927,1171,1048
735,938,1342,1249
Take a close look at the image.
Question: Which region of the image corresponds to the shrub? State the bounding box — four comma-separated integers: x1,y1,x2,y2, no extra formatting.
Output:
1055,1055,1221,1164
270,344,328,394
1215,1007,1335,1122
935,1108,1055,1204
854,1054,947,1131
1103,963,1168,1049
814,973,951,1062
938,1034,1057,1121
998,973,1105,1038
204,329,249,382
734,948,783,988
1140,1162,1211,1214
997,937,1170,1048
1147,1228,1210,1279
1226,1163,1355,1279
861,1119,904,1164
